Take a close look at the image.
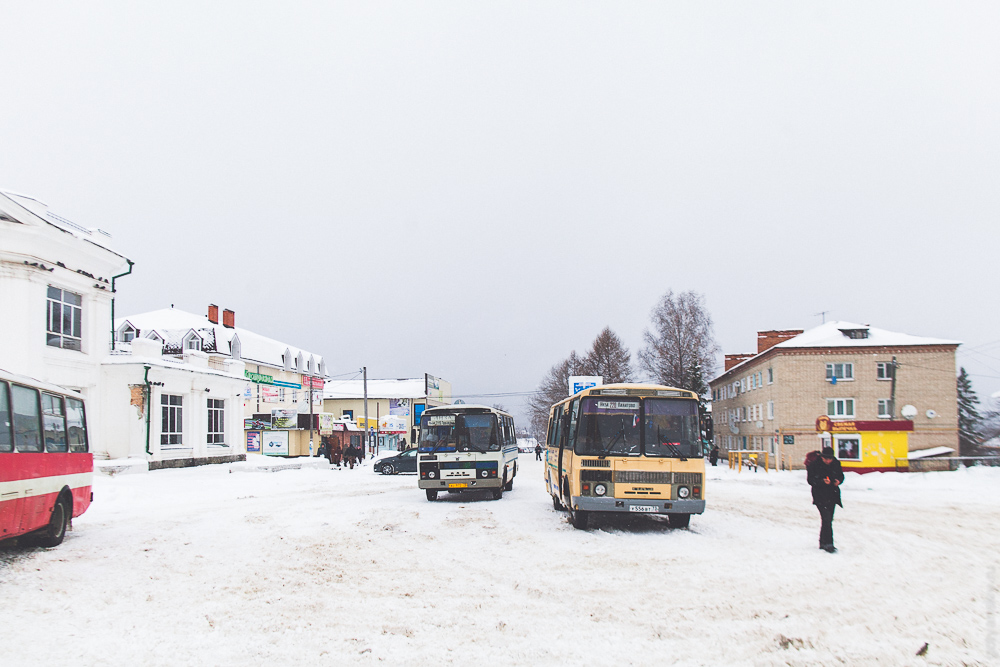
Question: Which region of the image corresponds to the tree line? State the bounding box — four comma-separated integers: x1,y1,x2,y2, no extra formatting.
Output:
527,289,718,438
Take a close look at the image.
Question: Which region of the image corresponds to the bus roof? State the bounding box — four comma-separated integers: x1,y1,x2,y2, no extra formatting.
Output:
423,403,513,418
0,367,86,399
550,383,698,410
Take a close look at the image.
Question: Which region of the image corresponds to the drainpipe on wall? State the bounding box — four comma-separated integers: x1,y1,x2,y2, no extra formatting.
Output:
110,259,135,350
144,364,152,456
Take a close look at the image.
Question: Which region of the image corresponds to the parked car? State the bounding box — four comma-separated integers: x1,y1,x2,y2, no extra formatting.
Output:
375,448,417,475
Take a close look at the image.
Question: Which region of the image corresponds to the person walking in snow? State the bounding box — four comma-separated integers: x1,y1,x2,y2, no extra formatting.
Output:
534,444,542,461
807,446,844,553
709,446,719,467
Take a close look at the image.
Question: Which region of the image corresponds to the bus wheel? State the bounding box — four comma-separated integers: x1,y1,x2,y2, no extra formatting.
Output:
425,489,438,501
491,482,504,500
570,508,590,530
668,513,691,529
552,495,564,511
37,495,70,547
503,471,514,492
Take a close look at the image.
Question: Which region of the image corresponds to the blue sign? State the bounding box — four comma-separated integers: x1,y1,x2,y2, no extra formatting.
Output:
414,403,426,425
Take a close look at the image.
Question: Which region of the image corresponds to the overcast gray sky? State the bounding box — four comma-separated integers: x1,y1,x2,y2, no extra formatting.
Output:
4,2,999,425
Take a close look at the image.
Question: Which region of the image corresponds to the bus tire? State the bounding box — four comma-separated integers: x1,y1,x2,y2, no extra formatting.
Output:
37,494,71,548
503,469,514,491
668,513,691,529
570,508,590,530
492,483,504,500
425,489,438,501
552,495,564,511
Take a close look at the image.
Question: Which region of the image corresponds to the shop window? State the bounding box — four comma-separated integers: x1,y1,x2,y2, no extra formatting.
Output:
877,399,893,418
876,362,894,381
207,398,225,445
161,394,183,446
826,398,855,418
825,363,853,381
835,435,861,461
46,286,83,351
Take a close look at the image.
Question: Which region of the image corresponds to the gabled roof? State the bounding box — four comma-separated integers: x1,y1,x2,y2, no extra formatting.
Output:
323,378,428,400
0,189,126,259
115,308,325,373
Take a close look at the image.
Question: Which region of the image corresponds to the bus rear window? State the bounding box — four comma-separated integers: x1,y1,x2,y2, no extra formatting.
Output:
12,385,42,452
0,382,11,453
42,392,68,453
66,397,88,453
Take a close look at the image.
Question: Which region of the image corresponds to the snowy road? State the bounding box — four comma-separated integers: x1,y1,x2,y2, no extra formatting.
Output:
2,457,998,666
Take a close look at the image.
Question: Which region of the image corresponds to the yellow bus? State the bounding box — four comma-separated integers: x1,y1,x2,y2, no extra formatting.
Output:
544,383,706,530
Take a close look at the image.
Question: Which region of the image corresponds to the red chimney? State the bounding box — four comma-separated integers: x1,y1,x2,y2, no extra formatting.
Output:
756,329,804,354
208,304,219,324
222,309,235,329
724,354,755,371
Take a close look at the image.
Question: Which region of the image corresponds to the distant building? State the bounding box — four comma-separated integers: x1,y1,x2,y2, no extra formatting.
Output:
322,375,451,451
0,190,133,452
709,322,960,471
114,305,328,460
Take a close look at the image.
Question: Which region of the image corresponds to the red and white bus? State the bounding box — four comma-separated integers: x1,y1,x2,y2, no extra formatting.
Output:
0,368,93,547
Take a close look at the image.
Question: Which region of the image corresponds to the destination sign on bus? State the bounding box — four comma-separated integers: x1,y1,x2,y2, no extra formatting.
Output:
596,401,639,410
427,415,456,426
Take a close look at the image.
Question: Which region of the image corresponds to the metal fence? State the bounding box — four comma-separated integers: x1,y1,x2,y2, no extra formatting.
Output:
895,456,1000,472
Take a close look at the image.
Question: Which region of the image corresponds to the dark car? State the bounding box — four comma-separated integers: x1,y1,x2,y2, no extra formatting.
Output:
375,448,417,475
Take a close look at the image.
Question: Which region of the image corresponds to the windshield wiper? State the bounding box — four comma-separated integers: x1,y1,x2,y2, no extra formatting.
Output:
598,418,627,458
655,428,687,459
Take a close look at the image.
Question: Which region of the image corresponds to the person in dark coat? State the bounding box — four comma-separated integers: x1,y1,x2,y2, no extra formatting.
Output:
534,444,543,461
709,446,719,467
807,446,844,552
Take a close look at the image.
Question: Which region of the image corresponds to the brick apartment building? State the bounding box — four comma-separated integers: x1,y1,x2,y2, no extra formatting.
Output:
709,322,960,471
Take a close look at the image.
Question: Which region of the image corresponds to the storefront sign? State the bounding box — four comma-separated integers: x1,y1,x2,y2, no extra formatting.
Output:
246,431,261,452
379,415,407,433
302,376,325,389
272,409,298,429
318,413,337,434
815,416,914,433
245,370,274,385
263,430,289,456
261,386,280,403
389,398,410,416
413,403,425,425
244,418,270,430
272,380,302,389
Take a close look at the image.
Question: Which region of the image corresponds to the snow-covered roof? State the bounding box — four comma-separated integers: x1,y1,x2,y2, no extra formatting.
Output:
115,308,325,373
908,446,955,459
323,378,428,400
715,321,961,380
0,189,125,258
774,321,961,350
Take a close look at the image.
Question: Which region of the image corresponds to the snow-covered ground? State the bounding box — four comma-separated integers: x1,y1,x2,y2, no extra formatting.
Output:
2,457,998,665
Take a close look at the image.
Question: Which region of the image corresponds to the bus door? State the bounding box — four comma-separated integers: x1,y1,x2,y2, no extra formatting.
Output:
0,380,20,538
558,398,580,506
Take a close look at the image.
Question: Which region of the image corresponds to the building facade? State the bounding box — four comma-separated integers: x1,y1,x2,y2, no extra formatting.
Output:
0,190,133,454
115,305,328,458
709,322,960,471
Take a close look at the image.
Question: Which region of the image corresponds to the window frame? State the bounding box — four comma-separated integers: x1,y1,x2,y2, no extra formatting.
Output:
835,434,862,461
825,363,854,381
876,362,894,381
767,367,774,384
46,285,83,351
207,398,226,445
160,394,184,447
877,399,893,419
0,381,12,453
11,384,43,452
826,398,855,418
41,391,68,453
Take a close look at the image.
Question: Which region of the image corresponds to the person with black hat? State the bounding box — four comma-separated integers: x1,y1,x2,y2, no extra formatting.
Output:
806,446,844,553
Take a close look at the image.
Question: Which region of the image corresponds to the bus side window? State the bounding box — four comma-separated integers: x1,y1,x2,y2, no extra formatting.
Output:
42,392,68,453
546,412,557,447
66,397,88,453
11,385,43,452
553,408,565,450
0,382,12,453
558,407,571,450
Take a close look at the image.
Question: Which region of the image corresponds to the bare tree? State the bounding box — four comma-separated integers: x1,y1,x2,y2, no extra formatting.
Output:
526,351,584,438
580,327,633,384
638,289,719,393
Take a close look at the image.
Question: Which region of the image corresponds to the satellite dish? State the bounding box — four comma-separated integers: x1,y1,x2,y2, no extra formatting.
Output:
926,409,937,419
756,421,764,429
900,404,917,420
729,424,739,435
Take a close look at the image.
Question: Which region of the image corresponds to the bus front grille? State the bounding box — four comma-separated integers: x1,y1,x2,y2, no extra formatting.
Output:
673,472,702,486
614,471,671,484
580,470,612,482
580,459,611,468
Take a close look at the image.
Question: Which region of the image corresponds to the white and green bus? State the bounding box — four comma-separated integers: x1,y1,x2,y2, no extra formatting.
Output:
417,405,519,501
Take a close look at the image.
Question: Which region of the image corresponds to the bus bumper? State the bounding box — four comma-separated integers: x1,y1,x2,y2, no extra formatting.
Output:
418,479,502,490
572,497,705,515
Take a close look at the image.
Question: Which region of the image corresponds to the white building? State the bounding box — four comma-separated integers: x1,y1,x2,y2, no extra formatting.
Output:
0,190,133,453
114,306,328,459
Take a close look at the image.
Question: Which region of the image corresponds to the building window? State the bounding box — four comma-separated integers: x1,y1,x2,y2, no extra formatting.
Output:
826,398,855,418
767,368,774,384
835,434,861,460
756,372,762,388
876,362,894,380
877,399,893,418
184,334,202,351
119,324,137,343
46,286,82,351
825,363,854,381
207,398,225,445
161,394,183,446
767,401,774,420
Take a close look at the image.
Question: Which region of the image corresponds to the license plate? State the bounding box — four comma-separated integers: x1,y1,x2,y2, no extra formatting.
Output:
448,483,468,488
629,505,657,513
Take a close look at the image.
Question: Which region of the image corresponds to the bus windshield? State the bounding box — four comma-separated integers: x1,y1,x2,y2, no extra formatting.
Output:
575,398,641,457
419,413,500,453
644,398,701,458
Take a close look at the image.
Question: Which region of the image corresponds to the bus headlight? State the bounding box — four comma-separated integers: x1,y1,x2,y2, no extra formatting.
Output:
594,483,607,496
480,470,489,478
677,486,690,499
428,471,437,479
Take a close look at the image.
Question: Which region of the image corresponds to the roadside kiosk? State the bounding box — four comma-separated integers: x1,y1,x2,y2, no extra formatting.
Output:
814,416,912,473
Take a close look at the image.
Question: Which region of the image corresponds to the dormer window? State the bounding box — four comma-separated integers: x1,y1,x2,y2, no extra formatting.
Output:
283,348,292,372
182,331,203,351
296,352,304,372
146,331,164,343
839,328,870,340
118,322,138,343
230,335,241,360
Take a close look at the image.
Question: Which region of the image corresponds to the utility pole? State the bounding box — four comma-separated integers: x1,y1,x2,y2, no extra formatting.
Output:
309,373,315,456
362,366,369,456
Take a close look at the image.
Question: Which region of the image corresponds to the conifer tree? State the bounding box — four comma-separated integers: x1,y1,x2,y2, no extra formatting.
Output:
957,367,981,457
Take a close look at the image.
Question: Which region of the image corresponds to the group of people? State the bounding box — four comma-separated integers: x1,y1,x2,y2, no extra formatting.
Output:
317,438,366,470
